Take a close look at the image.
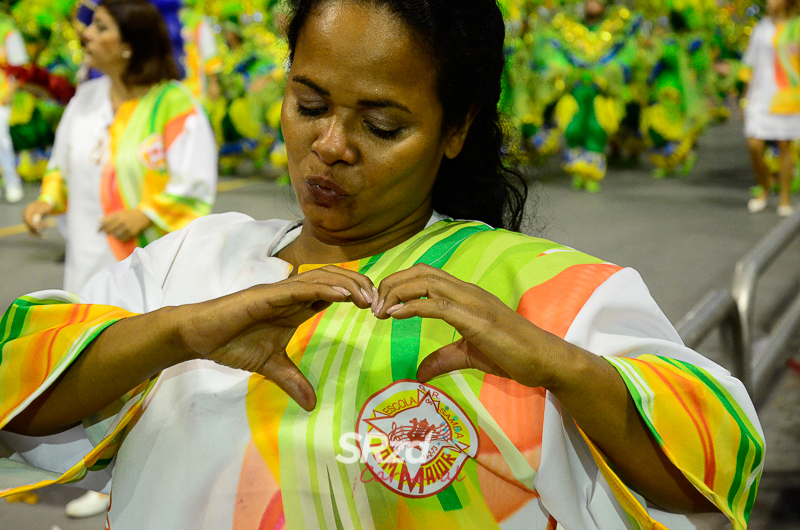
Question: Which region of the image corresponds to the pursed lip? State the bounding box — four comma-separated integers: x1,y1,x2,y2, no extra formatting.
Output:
303,175,349,205
305,175,348,195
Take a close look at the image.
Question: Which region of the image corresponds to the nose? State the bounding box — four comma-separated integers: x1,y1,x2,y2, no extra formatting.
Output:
311,117,357,166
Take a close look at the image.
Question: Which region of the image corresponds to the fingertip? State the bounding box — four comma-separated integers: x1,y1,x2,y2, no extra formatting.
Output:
359,288,374,305
299,389,317,411
385,303,403,316
415,366,437,383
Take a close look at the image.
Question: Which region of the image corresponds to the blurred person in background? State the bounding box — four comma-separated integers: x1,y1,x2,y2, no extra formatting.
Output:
20,0,217,517
22,0,218,294
0,6,29,203
742,0,800,217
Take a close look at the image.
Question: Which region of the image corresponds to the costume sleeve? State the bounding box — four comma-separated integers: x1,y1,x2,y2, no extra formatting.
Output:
0,292,140,496
0,220,207,498
137,83,218,235
38,92,78,213
38,170,67,214
554,267,763,530
741,21,759,70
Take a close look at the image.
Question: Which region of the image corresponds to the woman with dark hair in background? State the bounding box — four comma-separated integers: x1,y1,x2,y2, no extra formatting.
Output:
21,0,217,294
0,1,761,528
18,0,217,517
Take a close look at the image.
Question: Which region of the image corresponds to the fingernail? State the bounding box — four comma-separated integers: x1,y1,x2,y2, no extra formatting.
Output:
360,288,373,304
332,286,351,297
386,303,403,315
371,288,381,314
376,298,385,315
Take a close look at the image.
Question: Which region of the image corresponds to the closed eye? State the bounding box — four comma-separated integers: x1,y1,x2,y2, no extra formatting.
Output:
297,104,327,117
366,122,402,140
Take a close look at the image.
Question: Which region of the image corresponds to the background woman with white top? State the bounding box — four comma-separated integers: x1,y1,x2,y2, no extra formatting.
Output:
22,0,217,293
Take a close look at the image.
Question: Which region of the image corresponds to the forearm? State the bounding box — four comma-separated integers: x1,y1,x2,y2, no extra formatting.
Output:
546,337,717,513
4,306,193,437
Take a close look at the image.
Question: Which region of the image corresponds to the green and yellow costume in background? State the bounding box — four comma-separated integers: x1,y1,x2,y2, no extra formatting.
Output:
546,6,642,190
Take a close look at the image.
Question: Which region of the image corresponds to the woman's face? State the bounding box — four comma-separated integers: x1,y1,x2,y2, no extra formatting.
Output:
82,7,130,74
281,1,468,246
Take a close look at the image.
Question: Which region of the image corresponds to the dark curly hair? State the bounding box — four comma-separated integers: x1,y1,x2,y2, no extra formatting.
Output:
286,0,528,232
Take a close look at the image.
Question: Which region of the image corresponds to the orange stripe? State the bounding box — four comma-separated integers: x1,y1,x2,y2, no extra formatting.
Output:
297,260,360,274
478,377,545,455
774,26,790,90
286,310,326,363
163,109,197,151
43,305,87,373
641,361,716,488
546,516,558,530
99,163,137,261
516,263,621,339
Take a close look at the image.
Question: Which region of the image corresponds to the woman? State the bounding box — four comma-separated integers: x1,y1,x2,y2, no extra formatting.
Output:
21,0,217,293
742,0,800,216
1,1,761,529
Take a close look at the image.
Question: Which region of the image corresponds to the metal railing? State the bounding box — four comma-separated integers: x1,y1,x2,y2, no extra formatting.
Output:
677,209,800,407
675,289,743,376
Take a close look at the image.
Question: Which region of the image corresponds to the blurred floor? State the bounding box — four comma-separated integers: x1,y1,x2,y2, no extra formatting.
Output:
1,117,799,528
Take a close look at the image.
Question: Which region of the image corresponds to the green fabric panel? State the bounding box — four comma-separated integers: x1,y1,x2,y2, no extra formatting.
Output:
387,224,490,512
389,224,492,382
436,483,463,511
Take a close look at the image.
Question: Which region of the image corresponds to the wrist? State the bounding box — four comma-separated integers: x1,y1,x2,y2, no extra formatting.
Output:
541,342,598,397
154,305,200,365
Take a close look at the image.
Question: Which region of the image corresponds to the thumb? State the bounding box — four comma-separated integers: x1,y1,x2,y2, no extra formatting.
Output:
259,352,317,411
416,338,510,383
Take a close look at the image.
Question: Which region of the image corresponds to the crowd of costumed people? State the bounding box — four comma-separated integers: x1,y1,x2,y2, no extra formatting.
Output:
0,0,793,203
500,0,769,192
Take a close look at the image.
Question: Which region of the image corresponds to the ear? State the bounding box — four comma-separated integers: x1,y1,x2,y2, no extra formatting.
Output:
443,106,480,160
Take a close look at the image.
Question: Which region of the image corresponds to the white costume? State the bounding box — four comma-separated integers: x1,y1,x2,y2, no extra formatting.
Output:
0,25,28,199
40,76,217,292
0,213,761,530
743,18,800,139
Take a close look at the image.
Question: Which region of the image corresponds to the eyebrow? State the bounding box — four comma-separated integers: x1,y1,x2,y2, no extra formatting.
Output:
291,75,412,114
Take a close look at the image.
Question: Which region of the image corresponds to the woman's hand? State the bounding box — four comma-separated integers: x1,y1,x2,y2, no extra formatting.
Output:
23,200,54,235
373,264,718,514
5,266,376,436
372,263,565,388
177,265,376,410
99,209,153,241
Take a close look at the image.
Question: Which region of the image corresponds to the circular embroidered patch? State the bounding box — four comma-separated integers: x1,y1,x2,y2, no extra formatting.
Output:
355,379,479,498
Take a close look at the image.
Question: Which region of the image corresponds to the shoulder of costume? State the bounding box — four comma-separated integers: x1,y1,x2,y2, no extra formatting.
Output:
151,80,204,111
436,219,611,267
66,75,110,111
73,75,110,99
178,212,296,238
